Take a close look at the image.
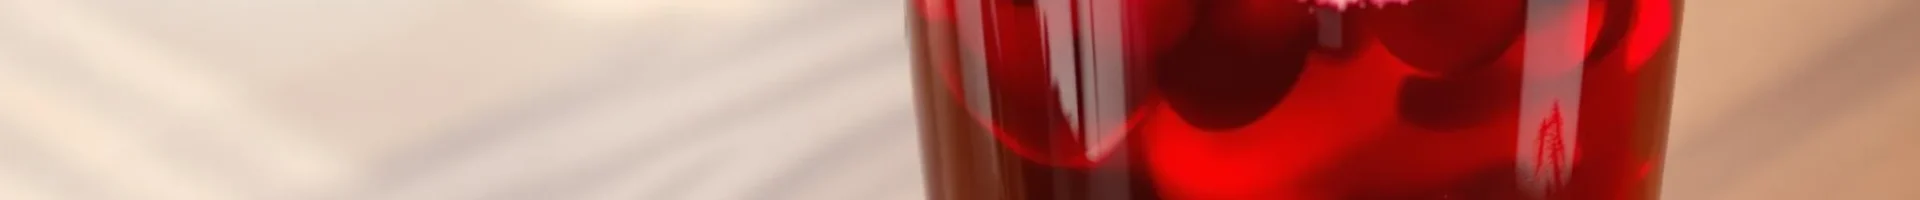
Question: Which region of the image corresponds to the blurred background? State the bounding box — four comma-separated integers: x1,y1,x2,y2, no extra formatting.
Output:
0,0,1914,199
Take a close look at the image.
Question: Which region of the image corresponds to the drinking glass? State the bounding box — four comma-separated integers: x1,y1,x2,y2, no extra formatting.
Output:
909,0,1679,199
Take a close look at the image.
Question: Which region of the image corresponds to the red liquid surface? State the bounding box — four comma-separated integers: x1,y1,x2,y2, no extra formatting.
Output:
911,0,1678,199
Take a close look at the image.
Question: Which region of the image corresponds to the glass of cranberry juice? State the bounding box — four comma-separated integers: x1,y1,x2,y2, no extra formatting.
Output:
910,0,1678,199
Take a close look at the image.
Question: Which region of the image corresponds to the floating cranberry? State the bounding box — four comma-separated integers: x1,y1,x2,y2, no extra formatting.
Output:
1155,0,1316,130
1145,40,1410,199
1360,0,1525,75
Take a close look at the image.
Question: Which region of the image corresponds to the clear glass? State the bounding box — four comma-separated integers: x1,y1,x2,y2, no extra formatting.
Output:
910,0,1679,199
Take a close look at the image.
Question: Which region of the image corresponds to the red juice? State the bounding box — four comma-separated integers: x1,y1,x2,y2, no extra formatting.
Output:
910,0,1679,199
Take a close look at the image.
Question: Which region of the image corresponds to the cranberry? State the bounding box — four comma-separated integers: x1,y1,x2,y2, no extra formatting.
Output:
1359,0,1525,75
1146,41,1410,199
1154,0,1317,130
